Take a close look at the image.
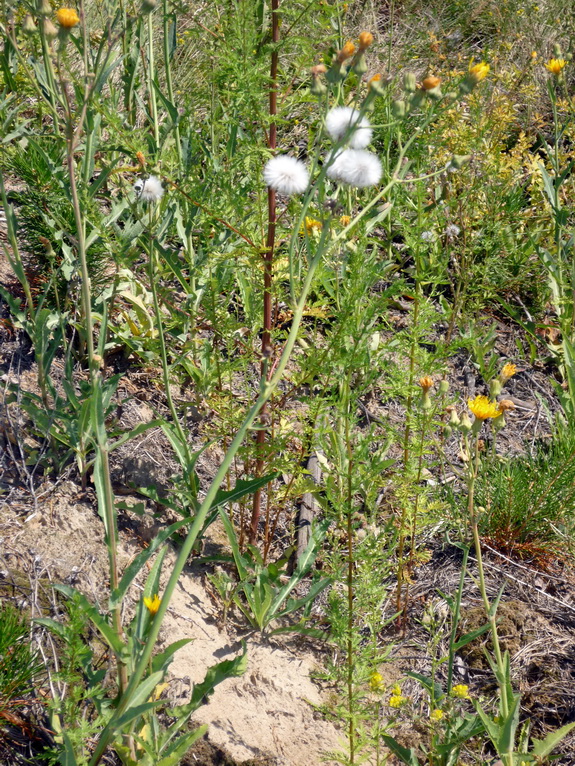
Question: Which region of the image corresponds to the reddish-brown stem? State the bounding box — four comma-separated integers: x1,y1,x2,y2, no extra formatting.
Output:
249,0,279,546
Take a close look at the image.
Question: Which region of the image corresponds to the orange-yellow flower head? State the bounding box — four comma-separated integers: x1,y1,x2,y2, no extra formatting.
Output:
499,362,517,384
358,32,374,50
545,58,566,76
339,215,351,226
337,41,356,63
468,395,501,421
468,61,490,83
56,7,80,28
419,375,434,392
144,594,161,615
301,217,322,235
422,75,441,90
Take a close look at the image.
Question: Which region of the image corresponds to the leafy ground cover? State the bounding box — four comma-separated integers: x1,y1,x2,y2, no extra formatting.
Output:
1,0,575,764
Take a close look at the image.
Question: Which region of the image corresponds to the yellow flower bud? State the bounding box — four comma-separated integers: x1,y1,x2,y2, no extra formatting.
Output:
337,41,356,63
422,75,441,90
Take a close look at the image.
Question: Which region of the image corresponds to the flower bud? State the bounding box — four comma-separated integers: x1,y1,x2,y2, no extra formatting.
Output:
460,61,490,93
439,379,449,395
443,424,452,439
489,378,502,398
337,41,356,63
422,75,441,90
553,42,563,58
392,99,406,118
141,0,157,12
447,406,460,427
23,14,37,34
351,51,368,76
38,0,52,16
43,18,58,40
459,411,472,433
449,154,471,170
404,71,416,92
409,89,426,108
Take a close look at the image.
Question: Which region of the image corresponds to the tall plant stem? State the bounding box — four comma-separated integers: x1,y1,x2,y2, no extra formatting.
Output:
147,211,191,463
344,389,356,765
88,223,325,766
147,11,160,148
65,122,127,695
162,0,182,166
468,432,508,718
249,0,279,545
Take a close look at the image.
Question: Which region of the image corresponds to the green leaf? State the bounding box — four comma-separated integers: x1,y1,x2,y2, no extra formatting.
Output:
380,735,420,766
498,693,521,755
110,519,191,608
531,721,575,757
151,639,193,675
452,621,491,652
54,585,124,656
167,642,247,719
156,726,207,766
406,671,444,702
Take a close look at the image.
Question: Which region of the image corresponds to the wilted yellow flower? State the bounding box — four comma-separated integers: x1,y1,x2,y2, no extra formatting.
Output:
358,31,374,50
311,63,327,76
497,399,515,413
337,41,356,62
468,395,501,420
136,151,146,168
369,672,385,692
419,375,434,392
500,362,517,384
339,215,351,226
451,684,470,699
430,708,444,721
56,7,80,28
422,75,441,90
545,58,566,75
389,694,408,708
301,217,322,235
468,61,490,82
144,594,161,615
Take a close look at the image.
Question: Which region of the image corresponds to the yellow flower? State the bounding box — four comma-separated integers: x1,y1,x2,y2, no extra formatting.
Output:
451,684,470,699
419,375,434,392
389,694,408,708
499,362,517,384
301,216,322,235
369,672,385,692
468,61,490,82
545,58,566,75
422,75,441,90
56,7,80,28
144,594,161,615
391,683,401,695
339,215,351,226
430,708,444,721
358,31,374,50
337,41,356,62
468,395,501,421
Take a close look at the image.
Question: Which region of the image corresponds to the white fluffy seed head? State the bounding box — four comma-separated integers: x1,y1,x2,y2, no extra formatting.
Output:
325,106,373,149
327,149,382,188
263,155,309,195
133,175,164,203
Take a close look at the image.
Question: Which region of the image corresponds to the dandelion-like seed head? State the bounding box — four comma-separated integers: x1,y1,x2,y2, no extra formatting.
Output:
421,230,435,242
445,223,461,238
327,149,382,188
325,106,373,149
144,594,161,615
56,8,80,28
263,155,309,196
358,31,374,50
468,61,490,82
451,684,470,699
134,175,164,203
500,362,517,384
545,58,567,75
468,395,501,421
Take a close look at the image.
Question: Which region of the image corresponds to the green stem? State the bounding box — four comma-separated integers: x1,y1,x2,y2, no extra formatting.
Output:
88,230,325,766
162,0,182,165
147,10,160,148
